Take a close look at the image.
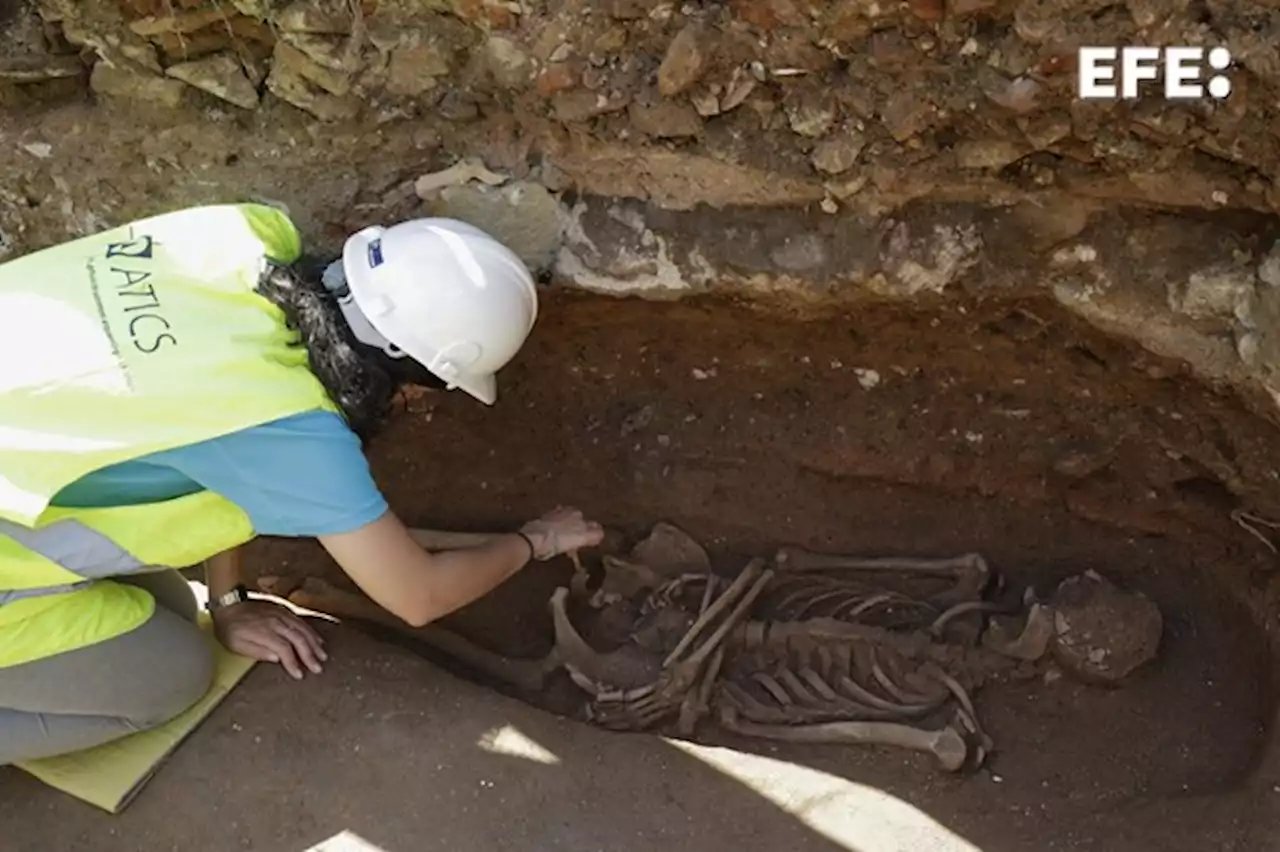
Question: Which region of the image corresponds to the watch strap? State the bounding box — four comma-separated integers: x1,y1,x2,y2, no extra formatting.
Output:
207,583,250,611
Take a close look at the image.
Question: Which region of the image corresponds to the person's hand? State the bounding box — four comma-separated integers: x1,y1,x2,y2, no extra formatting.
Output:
520,506,605,561
212,599,327,680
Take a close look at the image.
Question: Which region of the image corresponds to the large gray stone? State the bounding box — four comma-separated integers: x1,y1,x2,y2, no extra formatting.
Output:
426,181,566,274
166,53,259,110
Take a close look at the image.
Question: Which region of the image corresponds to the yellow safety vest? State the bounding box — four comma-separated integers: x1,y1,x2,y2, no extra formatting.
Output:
0,203,340,667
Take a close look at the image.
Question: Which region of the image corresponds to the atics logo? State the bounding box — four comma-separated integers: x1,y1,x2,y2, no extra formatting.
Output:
1077,46,1232,100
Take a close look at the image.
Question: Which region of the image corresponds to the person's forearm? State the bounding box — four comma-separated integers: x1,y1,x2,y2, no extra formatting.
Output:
205,547,245,600
320,513,542,627
406,534,531,625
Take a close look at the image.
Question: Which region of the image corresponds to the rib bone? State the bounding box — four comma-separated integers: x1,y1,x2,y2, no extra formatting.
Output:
982,602,1055,661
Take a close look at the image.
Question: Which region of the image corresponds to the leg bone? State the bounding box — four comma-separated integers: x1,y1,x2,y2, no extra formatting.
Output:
718,706,969,772
281,577,553,693
776,548,988,579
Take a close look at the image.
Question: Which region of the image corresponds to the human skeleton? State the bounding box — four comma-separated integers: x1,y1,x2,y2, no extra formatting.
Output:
262,524,1083,772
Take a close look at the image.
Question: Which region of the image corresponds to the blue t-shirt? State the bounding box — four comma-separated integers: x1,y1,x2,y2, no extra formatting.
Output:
52,410,389,537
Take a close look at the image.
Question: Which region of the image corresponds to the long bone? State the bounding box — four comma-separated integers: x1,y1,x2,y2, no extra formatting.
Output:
268,576,558,693
716,703,970,772
775,548,992,607
776,547,988,576
677,646,725,735
662,559,768,667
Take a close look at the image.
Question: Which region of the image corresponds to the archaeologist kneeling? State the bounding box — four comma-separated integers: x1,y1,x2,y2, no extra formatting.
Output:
0,204,603,764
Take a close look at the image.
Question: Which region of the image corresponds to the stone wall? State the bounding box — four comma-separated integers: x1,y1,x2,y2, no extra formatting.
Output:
3,0,1280,418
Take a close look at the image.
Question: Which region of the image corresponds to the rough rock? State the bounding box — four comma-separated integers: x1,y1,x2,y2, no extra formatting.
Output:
536,63,577,95
1020,112,1071,150
657,24,706,97
906,0,944,22
630,100,703,139
787,94,836,139
484,36,530,89
165,52,259,110
982,73,1042,115
769,233,828,272
1169,265,1257,323
426,181,565,273
1049,571,1163,684
553,90,629,123
880,91,934,142
383,29,457,96
277,0,366,33
810,134,864,174
272,39,352,96
1005,199,1092,252
954,139,1027,171
128,8,231,36
266,41,360,120
1259,243,1280,289
279,32,358,75
875,221,984,297
90,59,186,107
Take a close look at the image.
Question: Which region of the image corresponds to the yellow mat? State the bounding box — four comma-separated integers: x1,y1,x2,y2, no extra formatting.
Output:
14,614,256,814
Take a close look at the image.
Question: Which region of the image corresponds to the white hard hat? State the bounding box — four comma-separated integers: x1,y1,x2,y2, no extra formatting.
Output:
340,217,538,405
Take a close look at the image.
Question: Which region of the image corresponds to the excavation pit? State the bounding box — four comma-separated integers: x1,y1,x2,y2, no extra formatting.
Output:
247,290,1280,849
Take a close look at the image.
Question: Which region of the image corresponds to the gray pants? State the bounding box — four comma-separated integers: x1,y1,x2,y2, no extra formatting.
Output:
0,571,214,765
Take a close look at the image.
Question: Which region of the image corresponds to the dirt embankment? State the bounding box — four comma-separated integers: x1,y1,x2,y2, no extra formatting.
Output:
4,0,1280,428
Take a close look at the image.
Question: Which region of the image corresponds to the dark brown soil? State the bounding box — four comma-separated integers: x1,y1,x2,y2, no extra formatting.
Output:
247,288,1280,852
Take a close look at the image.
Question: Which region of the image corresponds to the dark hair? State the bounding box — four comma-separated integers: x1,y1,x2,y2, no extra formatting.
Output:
255,261,445,443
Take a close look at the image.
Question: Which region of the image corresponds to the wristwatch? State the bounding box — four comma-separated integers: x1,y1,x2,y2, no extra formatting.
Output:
207,583,250,611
